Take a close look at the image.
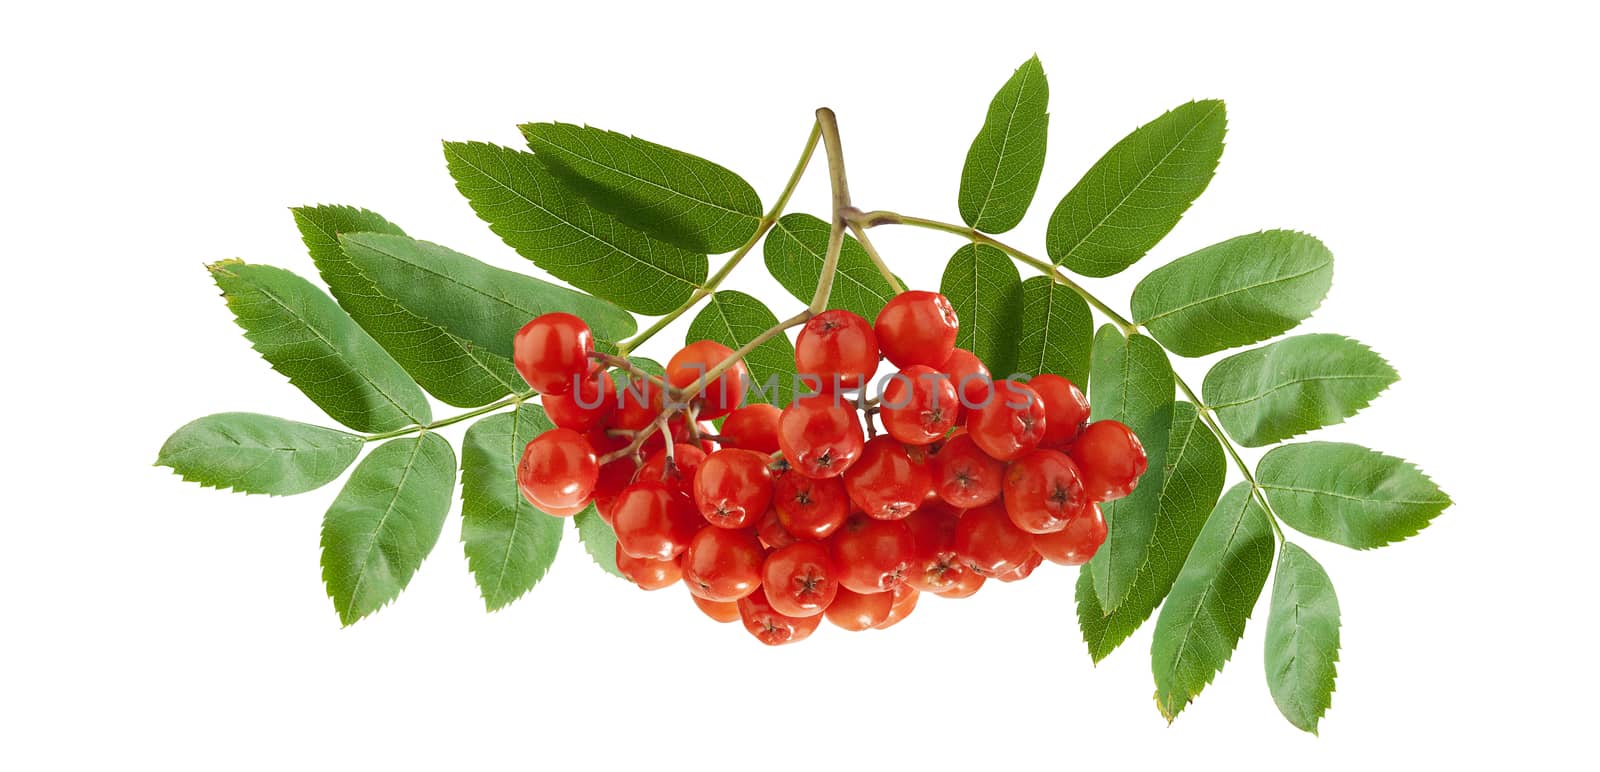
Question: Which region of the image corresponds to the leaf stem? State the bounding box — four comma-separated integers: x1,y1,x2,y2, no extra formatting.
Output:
847,217,905,294
616,120,823,356
362,390,535,442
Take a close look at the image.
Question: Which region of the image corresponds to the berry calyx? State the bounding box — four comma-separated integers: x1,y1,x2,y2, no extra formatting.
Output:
667,340,749,420
692,449,774,529
777,394,865,479
1068,419,1149,502
611,480,703,560
965,379,1047,461
738,587,822,645
931,432,1006,508
761,541,839,617
773,472,849,540
681,526,765,602
874,290,958,369
1002,448,1088,534
829,513,915,594
903,503,972,594
843,435,934,520
513,312,594,395
1032,502,1107,566
879,365,960,445
794,309,880,391
517,428,599,513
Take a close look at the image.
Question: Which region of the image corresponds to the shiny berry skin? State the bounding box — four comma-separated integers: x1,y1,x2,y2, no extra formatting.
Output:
965,379,1047,461
1069,420,1149,501
940,347,993,408
692,449,773,529
903,504,973,594
720,404,782,454
873,584,920,629
880,365,960,445
994,550,1043,583
1033,503,1107,566
795,309,880,391
952,502,1035,577
614,376,665,431
682,526,765,602
761,541,839,617
843,436,934,520
738,587,822,645
517,428,599,513
611,481,703,561
667,340,749,420
592,458,641,525
542,370,616,432
823,586,894,631
931,433,1007,508
773,472,849,540
513,312,594,395
874,291,959,369
1002,449,1088,534
777,394,865,478
689,590,740,623
1029,374,1090,448
756,507,798,550
637,443,706,499
614,546,682,590
829,513,915,594
934,569,986,599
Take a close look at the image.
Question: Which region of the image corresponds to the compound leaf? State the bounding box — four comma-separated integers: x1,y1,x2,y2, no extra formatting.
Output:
156,412,363,496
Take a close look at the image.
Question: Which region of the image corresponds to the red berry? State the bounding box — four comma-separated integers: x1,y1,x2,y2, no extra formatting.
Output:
965,379,1047,461
843,436,934,520
517,428,599,513
1002,449,1088,534
690,591,741,623
667,340,749,420
543,370,617,432
1033,503,1107,566
994,550,1043,583
940,347,993,408
614,545,682,590
592,458,640,525
874,291,959,369
761,541,839,617
823,586,894,631
931,432,1006,508
693,449,774,529
777,394,865,478
795,309,880,391
756,507,798,550
829,513,915,594
879,365,960,445
873,584,920,629
773,472,849,540
738,586,822,645
903,503,974,594
952,502,1034,577
1069,420,1149,501
611,481,702,560
513,312,594,395
720,404,782,454
934,569,986,599
637,443,706,499
682,526,765,602
1029,374,1090,448
614,376,665,431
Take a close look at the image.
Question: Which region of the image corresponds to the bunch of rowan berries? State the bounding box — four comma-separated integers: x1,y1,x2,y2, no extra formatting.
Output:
512,291,1147,645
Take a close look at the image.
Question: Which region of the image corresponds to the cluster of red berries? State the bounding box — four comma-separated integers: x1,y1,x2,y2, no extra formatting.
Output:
511,291,1148,645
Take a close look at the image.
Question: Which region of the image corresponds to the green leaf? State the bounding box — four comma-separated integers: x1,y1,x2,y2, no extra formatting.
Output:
291,205,523,408
1203,334,1397,447
1257,442,1451,549
522,122,762,254
1078,402,1226,661
1046,100,1227,277
1151,482,1275,722
687,290,797,407
461,405,565,612
320,432,457,626
443,141,707,315
1012,276,1092,384
1086,326,1175,612
940,244,1023,376
338,232,636,359
574,507,623,578
209,260,430,432
958,55,1049,234
156,412,363,496
1131,230,1334,357
763,214,896,321
1265,542,1341,734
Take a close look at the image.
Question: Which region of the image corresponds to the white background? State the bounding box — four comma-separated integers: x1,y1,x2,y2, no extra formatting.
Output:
3,1,1595,768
